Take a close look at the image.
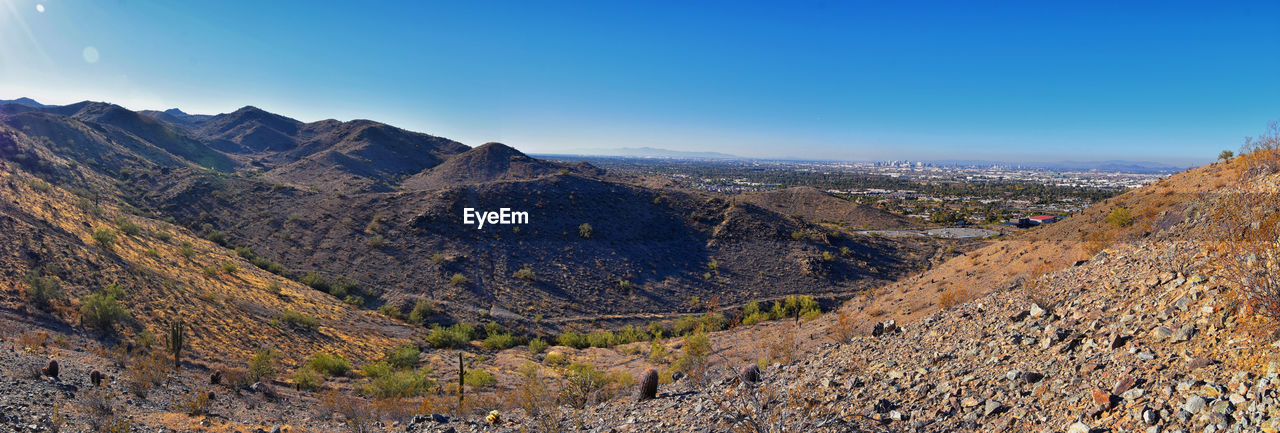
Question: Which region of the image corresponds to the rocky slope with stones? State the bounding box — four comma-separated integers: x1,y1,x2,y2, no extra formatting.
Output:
411,161,1280,433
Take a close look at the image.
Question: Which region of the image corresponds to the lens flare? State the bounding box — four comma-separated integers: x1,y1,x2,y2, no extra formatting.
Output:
36,4,45,13
82,46,99,63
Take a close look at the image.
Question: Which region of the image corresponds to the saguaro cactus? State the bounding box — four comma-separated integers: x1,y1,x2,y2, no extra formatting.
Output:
167,319,186,370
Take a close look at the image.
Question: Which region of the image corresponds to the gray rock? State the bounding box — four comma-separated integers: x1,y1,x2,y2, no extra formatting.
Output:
1183,396,1206,414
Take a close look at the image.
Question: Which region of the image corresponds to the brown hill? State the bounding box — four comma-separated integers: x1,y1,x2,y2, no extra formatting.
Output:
400,142,599,190
736,186,918,230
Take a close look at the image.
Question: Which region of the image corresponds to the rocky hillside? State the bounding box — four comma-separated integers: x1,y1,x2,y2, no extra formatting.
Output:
0,98,945,328
410,155,1280,433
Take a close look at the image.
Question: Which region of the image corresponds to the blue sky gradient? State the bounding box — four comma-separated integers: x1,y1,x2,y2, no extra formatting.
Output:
0,1,1276,165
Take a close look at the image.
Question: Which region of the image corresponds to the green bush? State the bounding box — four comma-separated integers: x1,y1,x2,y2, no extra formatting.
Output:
293,367,322,391
672,331,710,376
1106,206,1134,228
221,262,238,274
300,271,329,291
770,295,821,320
80,284,128,330
115,217,141,236
407,299,434,324
328,277,358,298
92,228,117,248
363,365,435,398
144,248,160,258
513,266,536,281
386,345,421,369
464,369,497,388
578,223,593,239
482,333,518,350
544,351,566,366
366,235,385,249
588,331,615,348
248,348,280,381
279,310,319,329
344,295,365,306
528,337,549,355
558,331,590,349
449,273,469,286
178,242,195,258
23,270,63,309
616,325,648,344
306,352,352,377
426,323,475,348
378,304,403,320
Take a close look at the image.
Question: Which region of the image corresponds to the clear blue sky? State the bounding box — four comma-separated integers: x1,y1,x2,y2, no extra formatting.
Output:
1,1,1276,165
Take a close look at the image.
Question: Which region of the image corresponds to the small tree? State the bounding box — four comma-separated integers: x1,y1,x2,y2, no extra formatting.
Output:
248,348,280,382
1219,150,1235,161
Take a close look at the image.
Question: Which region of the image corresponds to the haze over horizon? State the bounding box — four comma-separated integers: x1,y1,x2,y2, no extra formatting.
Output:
1,1,1276,166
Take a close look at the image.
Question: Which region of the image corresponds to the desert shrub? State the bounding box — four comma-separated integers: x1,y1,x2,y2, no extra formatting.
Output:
482,333,518,350
587,331,616,348
800,308,822,321
266,282,282,295
513,266,536,281
23,270,63,309
144,248,160,258
378,304,403,320
81,284,128,330
248,348,280,382
300,271,329,291
362,365,435,398
306,352,352,377
386,345,421,369
544,351,566,366
939,287,969,309
648,340,668,363
366,235,385,249
821,251,835,261
92,228,117,248
528,337,549,355
344,295,365,306
429,252,446,264
558,331,590,349
278,310,319,329
329,277,359,298
178,242,195,258
221,262,238,274
741,301,770,325
511,362,560,432
426,323,474,348
449,273,469,286
790,230,805,241
114,217,141,236
672,331,711,382
578,223,593,238
464,368,496,388
407,298,433,324
200,224,226,245
1220,150,1235,160
616,325,648,344
1105,206,1133,228
559,362,632,408
123,352,169,398
770,295,821,320
293,367,322,391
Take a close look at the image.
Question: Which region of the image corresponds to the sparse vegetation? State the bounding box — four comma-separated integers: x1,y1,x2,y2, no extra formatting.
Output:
378,304,403,320
578,222,593,238
482,332,519,350
386,345,421,369
939,287,969,309
464,368,497,388
449,273,470,286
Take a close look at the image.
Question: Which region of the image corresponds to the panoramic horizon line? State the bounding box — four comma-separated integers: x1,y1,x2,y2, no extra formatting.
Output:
0,94,1211,168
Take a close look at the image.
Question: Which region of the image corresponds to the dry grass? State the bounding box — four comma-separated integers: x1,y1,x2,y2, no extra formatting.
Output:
938,287,969,310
